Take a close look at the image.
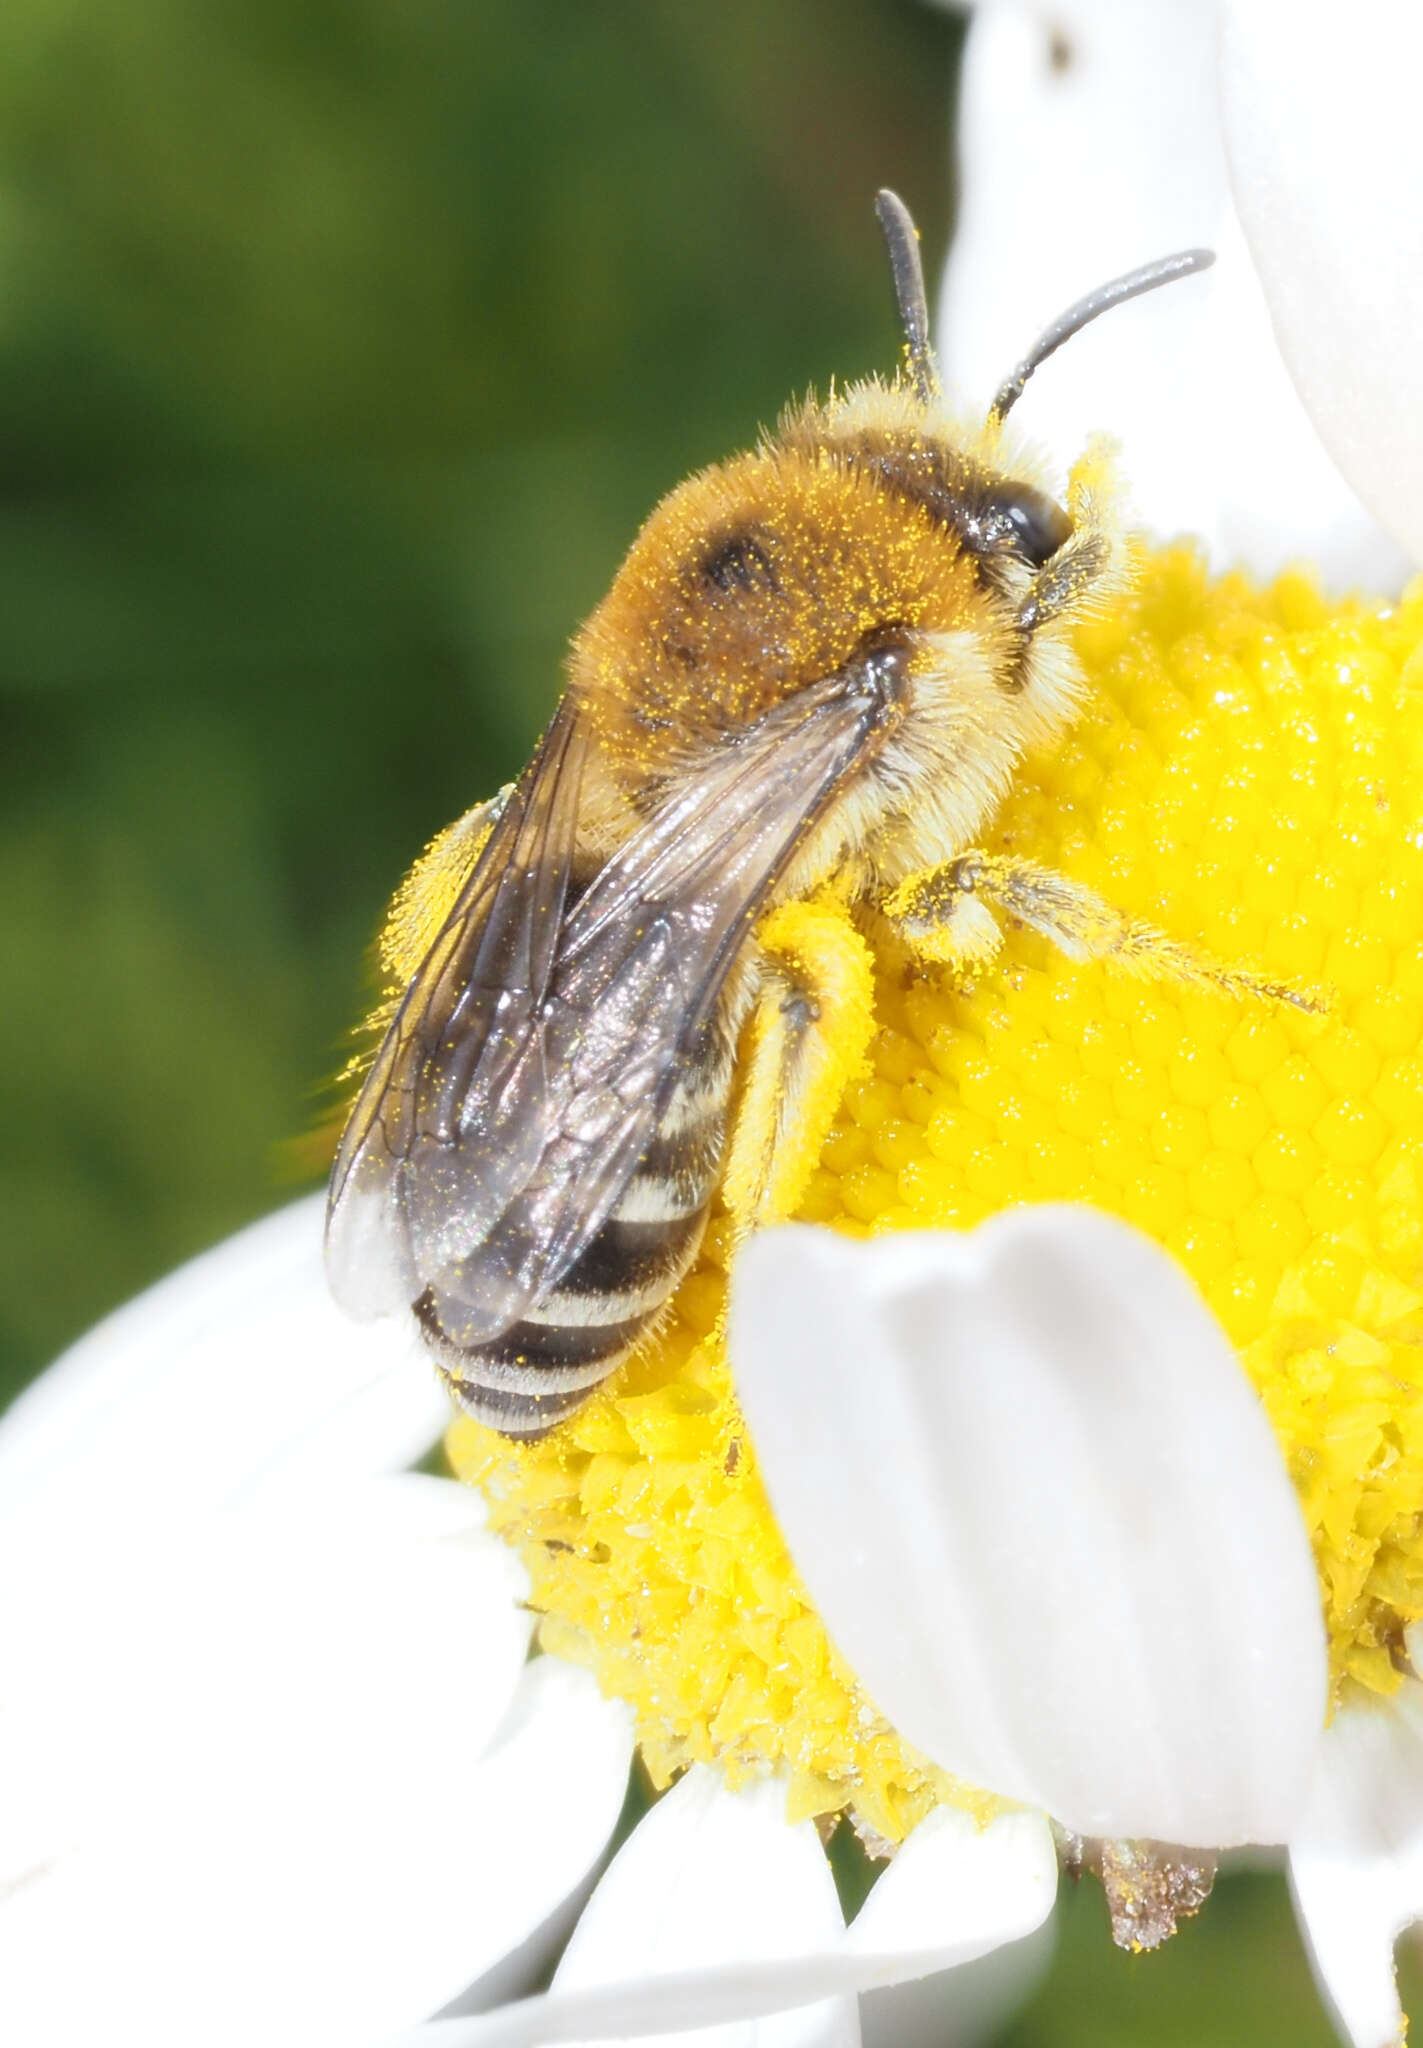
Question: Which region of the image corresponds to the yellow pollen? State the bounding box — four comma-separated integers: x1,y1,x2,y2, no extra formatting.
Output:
448,545,1423,1840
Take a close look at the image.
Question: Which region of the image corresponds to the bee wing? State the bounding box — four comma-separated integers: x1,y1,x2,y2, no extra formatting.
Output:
329,672,889,1345
326,698,591,1320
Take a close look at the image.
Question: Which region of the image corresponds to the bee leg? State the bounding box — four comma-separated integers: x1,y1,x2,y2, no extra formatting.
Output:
378,783,515,988
1013,445,1124,634
721,897,878,1236
1013,529,1112,634
878,858,1006,974
884,852,1327,1012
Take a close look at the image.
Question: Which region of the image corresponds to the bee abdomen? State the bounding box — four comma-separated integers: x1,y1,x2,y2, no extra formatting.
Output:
432,1059,729,1438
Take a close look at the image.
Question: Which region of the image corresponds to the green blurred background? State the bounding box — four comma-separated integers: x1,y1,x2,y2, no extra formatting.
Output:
0,2,1386,2040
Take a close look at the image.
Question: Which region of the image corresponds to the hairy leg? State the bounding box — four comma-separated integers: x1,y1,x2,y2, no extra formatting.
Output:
721,897,879,1237
884,851,1326,1011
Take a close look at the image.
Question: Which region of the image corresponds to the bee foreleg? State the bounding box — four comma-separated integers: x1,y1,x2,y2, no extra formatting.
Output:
885,853,1327,1011
1015,530,1110,634
1013,440,1123,634
721,898,878,1236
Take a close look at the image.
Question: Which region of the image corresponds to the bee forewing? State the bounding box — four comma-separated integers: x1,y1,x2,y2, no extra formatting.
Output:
322,1168,418,1323
325,701,589,1321
330,670,891,1350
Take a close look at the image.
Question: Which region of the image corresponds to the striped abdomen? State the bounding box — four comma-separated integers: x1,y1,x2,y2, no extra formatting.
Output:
419,1032,731,1437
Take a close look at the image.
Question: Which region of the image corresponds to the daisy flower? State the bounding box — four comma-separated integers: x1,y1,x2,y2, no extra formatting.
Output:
0,1201,636,2047
413,6,1423,2043
8,6,1423,2048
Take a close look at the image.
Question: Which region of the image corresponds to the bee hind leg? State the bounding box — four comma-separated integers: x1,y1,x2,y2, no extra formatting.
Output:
884,852,1326,1011
721,897,879,1239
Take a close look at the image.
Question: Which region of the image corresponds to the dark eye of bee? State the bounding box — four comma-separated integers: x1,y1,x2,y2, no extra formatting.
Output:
983,483,1073,566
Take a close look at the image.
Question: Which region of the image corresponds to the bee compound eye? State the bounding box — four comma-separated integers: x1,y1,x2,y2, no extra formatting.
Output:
994,484,1073,567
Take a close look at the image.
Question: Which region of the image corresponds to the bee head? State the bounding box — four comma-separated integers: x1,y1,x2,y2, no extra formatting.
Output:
850,189,1213,600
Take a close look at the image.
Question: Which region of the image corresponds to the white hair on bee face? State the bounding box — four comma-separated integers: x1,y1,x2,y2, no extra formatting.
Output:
932,0,1409,589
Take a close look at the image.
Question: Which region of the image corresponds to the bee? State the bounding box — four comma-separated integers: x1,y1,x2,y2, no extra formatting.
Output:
326,193,1233,1438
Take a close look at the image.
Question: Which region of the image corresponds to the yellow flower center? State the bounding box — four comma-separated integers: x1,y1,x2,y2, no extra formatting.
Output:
448,544,1423,1842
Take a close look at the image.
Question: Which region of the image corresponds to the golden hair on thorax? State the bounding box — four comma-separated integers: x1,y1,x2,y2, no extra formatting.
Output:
574,441,988,782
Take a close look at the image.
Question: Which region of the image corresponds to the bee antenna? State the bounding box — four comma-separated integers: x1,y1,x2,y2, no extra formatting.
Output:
989,247,1216,425
875,189,940,406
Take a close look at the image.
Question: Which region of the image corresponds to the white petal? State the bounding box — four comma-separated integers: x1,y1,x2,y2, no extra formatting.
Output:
0,1194,449,1537
847,1807,1053,1965
435,1658,639,2018
552,1766,857,2048
940,0,1406,585
855,1809,1056,2048
1220,0,1423,570
395,1793,1055,2046
729,1209,1327,1847
858,1924,1053,2048
1288,1681,1423,2048
943,0,1227,419
0,1475,592,2047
